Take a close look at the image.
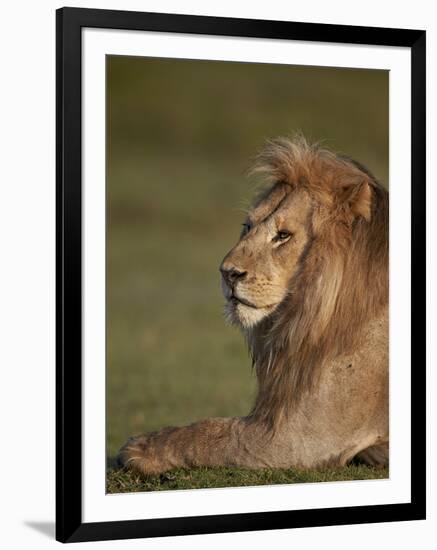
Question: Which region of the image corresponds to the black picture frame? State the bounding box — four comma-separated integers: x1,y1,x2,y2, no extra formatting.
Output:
56,6,426,543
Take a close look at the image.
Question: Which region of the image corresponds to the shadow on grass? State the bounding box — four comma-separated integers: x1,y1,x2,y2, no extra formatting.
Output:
107,455,119,470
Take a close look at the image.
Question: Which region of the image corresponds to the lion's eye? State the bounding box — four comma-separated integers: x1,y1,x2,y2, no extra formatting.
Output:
273,230,292,243
241,223,251,234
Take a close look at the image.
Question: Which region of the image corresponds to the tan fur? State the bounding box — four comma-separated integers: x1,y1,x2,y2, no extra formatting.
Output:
118,136,389,476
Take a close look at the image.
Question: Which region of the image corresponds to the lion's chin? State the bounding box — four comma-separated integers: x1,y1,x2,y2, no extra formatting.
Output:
224,299,273,329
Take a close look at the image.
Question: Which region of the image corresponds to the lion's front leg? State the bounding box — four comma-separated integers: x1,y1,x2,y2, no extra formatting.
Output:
117,417,276,475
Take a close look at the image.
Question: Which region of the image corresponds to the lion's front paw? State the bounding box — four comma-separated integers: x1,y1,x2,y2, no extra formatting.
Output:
117,434,166,476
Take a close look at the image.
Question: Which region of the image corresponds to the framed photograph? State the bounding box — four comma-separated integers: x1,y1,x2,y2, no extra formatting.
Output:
56,7,426,543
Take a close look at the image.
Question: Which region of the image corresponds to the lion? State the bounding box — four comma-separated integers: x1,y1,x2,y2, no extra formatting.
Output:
118,136,389,475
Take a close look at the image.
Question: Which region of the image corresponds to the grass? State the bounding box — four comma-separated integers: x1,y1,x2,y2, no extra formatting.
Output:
107,464,389,493
106,57,389,493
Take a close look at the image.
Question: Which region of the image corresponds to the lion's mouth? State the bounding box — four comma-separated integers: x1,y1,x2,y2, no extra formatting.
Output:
230,293,278,310
231,294,258,309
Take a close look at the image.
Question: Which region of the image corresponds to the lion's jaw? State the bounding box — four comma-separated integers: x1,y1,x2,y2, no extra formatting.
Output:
220,185,312,329
222,279,279,328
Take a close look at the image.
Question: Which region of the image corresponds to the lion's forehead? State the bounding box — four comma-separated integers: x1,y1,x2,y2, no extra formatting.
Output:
249,187,311,229
249,183,289,224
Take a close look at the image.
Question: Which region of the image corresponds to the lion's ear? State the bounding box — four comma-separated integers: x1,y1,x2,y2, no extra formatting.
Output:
340,181,372,222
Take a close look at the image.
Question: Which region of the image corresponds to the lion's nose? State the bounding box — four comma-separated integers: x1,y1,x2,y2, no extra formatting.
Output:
220,266,247,287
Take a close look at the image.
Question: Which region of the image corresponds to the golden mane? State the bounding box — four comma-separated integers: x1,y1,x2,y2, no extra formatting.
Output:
247,137,389,428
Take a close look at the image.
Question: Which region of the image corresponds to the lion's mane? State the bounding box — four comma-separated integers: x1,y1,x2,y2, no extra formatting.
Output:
246,137,389,428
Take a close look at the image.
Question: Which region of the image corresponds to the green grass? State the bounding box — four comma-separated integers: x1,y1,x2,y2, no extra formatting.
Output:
106,57,389,493
107,464,389,493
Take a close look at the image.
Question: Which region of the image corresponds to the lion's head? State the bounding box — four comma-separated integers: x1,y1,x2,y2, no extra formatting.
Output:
220,136,379,330
220,136,388,424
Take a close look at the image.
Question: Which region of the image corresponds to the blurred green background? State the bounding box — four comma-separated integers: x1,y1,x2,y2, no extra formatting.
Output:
106,56,388,461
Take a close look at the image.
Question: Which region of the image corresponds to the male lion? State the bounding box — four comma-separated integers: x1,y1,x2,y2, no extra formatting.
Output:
118,136,389,474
